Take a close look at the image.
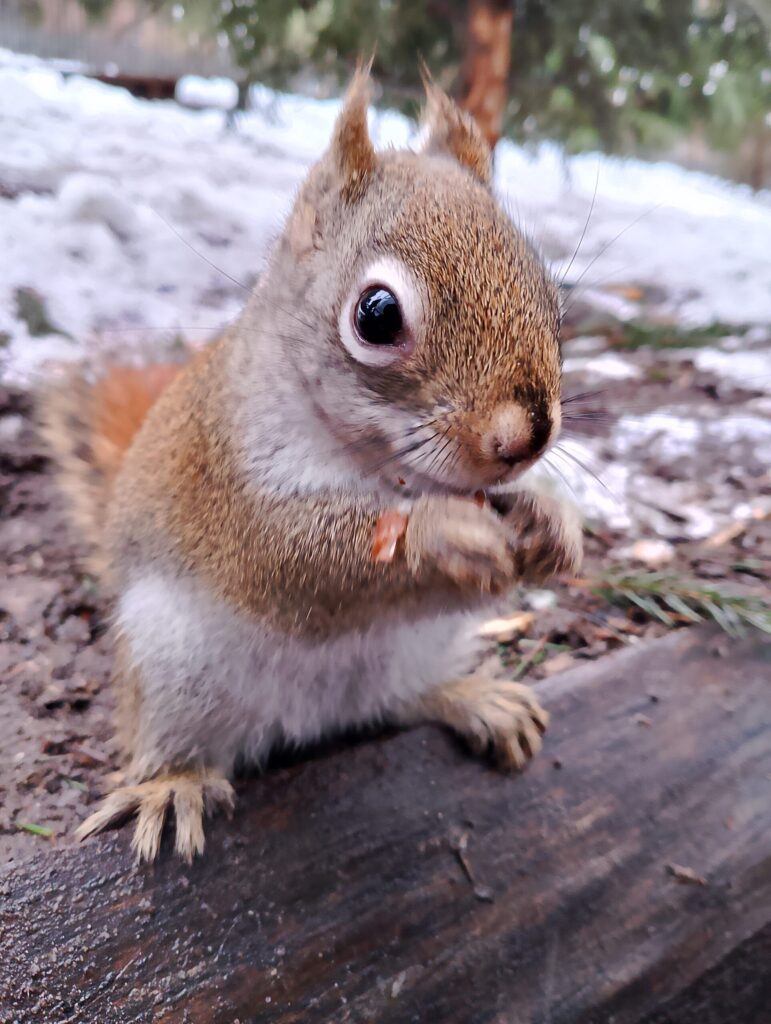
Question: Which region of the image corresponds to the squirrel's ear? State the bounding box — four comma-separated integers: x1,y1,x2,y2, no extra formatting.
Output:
327,66,376,199
421,75,492,187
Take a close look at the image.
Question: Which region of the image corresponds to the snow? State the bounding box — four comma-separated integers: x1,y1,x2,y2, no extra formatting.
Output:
690,348,771,392
2,46,771,385
561,352,643,380
1,49,769,539
176,74,238,111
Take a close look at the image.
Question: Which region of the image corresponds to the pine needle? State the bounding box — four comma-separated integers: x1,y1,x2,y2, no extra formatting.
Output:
18,822,54,838
571,570,771,638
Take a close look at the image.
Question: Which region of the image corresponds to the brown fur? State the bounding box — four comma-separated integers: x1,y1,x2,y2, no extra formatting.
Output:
39,362,181,573
422,77,493,186
97,76,566,637
43,71,581,861
106,342,575,640
331,68,377,199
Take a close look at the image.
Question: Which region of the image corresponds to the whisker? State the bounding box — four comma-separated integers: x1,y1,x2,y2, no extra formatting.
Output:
552,443,617,501
432,431,461,483
268,302,321,335
563,409,614,420
337,420,437,460
562,414,615,429
560,424,613,443
561,388,608,406
443,445,469,490
540,452,579,502
562,204,663,298
150,207,250,292
365,433,439,477
424,429,455,482
560,262,639,320
559,164,600,289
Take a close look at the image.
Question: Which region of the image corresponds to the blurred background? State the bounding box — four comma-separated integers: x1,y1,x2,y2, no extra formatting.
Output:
2,0,771,182
0,2,769,849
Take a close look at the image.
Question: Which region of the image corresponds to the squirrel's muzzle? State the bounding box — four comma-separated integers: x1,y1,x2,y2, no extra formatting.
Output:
477,400,557,476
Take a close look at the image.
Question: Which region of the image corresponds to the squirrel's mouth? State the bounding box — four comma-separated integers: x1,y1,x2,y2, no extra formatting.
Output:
381,467,519,517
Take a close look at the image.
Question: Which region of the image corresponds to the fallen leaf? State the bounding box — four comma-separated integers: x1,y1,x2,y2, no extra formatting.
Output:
609,284,644,301
478,612,535,643
704,520,748,549
606,614,644,635
666,862,706,886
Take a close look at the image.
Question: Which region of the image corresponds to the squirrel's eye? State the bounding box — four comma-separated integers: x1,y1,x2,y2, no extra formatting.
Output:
354,287,403,346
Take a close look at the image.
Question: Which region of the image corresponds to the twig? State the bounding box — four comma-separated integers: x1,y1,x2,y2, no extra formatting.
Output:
512,635,549,680
449,830,494,902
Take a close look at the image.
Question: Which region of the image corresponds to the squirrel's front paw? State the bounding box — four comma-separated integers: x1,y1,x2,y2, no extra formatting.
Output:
503,489,583,582
406,495,514,593
414,675,549,771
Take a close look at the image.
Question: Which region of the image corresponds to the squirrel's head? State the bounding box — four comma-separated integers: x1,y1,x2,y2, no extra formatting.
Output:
267,69,562,496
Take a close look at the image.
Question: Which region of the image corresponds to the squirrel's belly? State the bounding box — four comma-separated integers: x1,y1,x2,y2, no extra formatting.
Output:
116,570,489,773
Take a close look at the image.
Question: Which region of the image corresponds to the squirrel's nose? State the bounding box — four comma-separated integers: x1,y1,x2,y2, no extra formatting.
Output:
494,437,530,467
484,402,549,468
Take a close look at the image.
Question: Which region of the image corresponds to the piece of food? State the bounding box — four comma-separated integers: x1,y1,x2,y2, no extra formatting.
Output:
372,510,409,563
478,611,535,642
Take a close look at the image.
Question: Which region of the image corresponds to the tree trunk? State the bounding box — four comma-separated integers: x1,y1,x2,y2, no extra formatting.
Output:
749,122,768,191
458,0,513,151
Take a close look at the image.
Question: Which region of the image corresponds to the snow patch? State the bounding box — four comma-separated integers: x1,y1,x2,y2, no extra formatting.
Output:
617,414,702,459
691,348,771,394
562,352,643,381
176,75,239,111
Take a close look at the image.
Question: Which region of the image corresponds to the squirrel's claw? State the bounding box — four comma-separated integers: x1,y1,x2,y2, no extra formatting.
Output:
411,675,549,772
75,769,234,865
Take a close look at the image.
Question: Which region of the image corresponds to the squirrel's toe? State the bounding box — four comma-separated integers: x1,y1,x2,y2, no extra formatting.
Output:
75,769,234,864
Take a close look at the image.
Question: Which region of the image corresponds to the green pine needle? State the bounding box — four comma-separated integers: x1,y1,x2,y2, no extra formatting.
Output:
584,570,771,638
18,822,54,838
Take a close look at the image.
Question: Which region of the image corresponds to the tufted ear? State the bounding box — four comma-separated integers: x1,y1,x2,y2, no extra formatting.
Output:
327,66,376,200
421,74,492,187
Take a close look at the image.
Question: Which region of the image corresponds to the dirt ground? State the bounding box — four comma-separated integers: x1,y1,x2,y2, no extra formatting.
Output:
0,335,768,868
0,387,117,869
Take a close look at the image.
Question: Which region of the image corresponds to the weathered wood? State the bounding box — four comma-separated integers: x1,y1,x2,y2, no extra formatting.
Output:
1,628,769,1024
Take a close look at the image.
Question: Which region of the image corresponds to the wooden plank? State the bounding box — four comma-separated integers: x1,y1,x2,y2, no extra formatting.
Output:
1,628,769,1024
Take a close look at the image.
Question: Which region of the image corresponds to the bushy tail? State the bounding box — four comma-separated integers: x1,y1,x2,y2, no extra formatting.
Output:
39,363,181,572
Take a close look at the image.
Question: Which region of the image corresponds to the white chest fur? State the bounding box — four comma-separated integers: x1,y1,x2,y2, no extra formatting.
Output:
117,571,488,778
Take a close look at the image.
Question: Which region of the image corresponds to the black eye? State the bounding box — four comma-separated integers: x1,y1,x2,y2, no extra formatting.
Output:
354,286,403,346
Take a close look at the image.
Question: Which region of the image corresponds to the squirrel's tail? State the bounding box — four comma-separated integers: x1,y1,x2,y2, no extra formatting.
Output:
39,363,181,572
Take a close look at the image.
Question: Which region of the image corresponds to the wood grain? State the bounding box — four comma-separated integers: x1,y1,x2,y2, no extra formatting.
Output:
1,627,769,1024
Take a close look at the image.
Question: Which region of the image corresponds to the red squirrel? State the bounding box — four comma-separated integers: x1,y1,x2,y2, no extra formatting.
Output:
42,72,582,863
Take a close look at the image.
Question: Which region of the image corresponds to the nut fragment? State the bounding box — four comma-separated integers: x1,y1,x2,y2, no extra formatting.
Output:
372,510,409,563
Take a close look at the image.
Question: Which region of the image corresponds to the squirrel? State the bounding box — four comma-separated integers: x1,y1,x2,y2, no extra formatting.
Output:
41,70,582,864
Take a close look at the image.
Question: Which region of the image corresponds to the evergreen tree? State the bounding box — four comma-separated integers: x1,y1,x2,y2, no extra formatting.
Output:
71,0,771,163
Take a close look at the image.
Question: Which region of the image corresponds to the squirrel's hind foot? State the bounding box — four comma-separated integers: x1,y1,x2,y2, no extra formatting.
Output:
75,768,235,864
